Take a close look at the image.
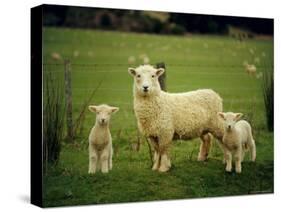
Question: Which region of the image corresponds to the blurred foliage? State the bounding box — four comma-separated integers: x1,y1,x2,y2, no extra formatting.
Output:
42,5,273,35
262,68,274,131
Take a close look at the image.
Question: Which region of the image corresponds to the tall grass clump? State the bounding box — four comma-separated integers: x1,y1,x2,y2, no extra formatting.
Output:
73,80,103,138
262,69,274,131
43,72,65,169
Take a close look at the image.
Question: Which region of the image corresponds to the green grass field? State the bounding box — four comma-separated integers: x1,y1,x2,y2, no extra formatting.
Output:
42,27,273,207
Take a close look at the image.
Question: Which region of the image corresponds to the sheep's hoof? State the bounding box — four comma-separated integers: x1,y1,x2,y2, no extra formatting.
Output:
197,156,207,162
235,168,242,174
158,165,170,172
152,165,158,171
88,171,95,175
225,167,232,172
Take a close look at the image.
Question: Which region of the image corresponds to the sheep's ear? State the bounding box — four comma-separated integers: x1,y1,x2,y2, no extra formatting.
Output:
156,68,165,77
110,107,119,114
235,113,243,121
128,68,136,76
217,112,225,119
88,105,97,113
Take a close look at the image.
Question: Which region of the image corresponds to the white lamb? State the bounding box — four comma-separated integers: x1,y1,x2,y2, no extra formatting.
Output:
128,65,224,172
243,62,257,76
88,104,119,174
218,112,256,173
51,52,62,61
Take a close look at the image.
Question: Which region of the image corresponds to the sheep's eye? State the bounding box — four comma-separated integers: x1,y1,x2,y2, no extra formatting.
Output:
137,74,141,78
152,75,155,78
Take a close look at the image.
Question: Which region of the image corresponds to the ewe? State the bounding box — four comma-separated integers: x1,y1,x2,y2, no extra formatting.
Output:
218,112,256,173
88,104,119,174
128,65,224,172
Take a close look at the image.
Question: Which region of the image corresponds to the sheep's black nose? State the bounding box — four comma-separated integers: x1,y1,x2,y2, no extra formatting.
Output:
101,119,105,123
143,86,149,91
228,125,231,129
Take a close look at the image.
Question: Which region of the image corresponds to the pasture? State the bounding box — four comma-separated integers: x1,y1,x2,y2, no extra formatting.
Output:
42,27,273,207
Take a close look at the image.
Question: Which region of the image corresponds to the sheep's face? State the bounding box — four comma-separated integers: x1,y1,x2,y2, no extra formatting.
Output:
128,65,165,97
218,112,243,132
89,104,119,126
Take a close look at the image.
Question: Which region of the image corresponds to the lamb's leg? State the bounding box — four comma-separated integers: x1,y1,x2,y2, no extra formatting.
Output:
198,133,212,161
241,149,245,162
109,145,113,170
225,150,232,172
100,149,109,173
250,139,256,162
88,147,98,174
234,147,242,173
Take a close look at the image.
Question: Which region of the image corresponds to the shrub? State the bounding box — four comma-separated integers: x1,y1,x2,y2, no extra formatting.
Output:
43,73,65,168
170,23,186,35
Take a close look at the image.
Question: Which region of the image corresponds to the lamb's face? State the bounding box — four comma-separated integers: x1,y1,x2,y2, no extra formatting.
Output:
218,112,243,132
89,104,119,126
128,65,165,97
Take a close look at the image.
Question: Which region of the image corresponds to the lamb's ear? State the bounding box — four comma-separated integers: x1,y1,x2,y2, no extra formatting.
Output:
235,113,243,121
217,112,225,119
88,105,97,113
128,68,136,76
156,68,165,77
110,107,119,114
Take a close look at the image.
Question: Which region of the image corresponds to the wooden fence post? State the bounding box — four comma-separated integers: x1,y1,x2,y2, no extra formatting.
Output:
64,59,73,142
156,62,166,91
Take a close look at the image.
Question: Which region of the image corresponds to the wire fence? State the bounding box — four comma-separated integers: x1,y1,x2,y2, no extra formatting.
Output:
43,61,270,95
43,60,270,140
43,62,272,68
42,60,268,111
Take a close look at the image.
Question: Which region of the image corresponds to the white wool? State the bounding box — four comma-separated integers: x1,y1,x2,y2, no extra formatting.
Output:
51,52,61,61
129,65,224,172
218,112,256,173
143,56,150,64
73,50,79,57
244,62,257,76
128,56,136,65
88,104,119,174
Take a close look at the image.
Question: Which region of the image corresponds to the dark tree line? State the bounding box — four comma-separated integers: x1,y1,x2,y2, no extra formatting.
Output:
42,4,273,35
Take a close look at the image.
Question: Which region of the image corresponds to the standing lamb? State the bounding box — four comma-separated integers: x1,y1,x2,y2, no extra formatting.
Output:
243,62,257,76
88,104,119,174
128,65,224,172
218,112,256,173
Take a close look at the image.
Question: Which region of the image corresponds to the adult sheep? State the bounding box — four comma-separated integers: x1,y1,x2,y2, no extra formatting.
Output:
128,65,224,172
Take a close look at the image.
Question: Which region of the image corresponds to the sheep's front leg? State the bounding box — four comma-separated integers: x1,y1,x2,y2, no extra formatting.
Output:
152,151,160,171
198,133,212,161
158,150,171,172
234,147,242,173
225,150,232,172
88,146,98,174
149,137,160,171
100,148,110,173
158,135,172,172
